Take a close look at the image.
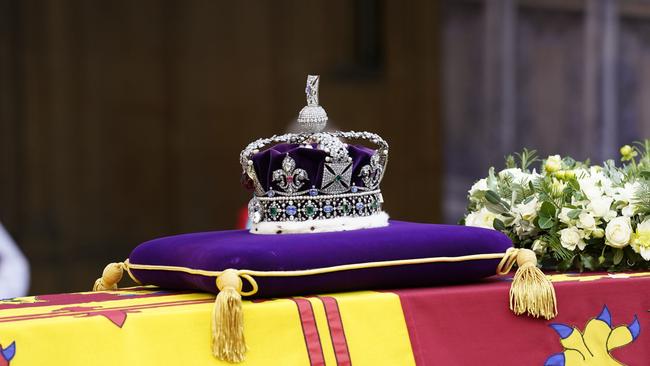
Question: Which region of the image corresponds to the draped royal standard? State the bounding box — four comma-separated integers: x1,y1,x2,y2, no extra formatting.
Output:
2,272,649,365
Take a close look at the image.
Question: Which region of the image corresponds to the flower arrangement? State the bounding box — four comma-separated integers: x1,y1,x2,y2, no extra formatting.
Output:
463,142,650,271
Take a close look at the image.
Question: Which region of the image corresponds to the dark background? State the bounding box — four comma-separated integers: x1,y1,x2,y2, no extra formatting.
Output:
2,0,650,294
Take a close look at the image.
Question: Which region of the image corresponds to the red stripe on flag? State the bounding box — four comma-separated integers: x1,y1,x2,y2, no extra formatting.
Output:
292,298,326,366
319,296,352,366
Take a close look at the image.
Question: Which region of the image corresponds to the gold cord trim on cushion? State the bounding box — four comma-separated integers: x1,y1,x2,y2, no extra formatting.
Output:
91,248,557,363
123,252,509,279
122,259,143,285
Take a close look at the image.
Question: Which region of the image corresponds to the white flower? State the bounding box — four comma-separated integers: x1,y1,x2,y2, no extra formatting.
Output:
469,178,488,197
513,218,537,238
532,239,547,255
605,216,632,249
499,168,523,179
579,176,603,201
559,227,586,251
587,196,616,221
558,207,573,225
631,219,650,261
577,212,597,232
512,198,538,222
511,197,540,239
465,207,496,230
545,155,562,173
550,178,566,197
613,182,639,204
499,168,534,185
622,204,636,218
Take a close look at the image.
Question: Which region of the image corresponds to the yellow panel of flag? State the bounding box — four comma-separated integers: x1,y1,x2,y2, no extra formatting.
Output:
0,289,414,365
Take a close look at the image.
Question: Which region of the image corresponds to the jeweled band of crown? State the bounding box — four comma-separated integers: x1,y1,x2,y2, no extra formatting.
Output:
248,190,383,224
240,75,389,233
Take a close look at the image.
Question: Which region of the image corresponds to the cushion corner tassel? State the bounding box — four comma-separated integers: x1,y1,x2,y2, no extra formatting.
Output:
212,269,247,363
92,262,125,291
498,248,558,320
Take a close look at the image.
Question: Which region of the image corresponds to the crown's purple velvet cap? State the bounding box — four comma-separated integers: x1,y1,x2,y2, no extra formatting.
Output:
251,143,375,192
129,221,513,298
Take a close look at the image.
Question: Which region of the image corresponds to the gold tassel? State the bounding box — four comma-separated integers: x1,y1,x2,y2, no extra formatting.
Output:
212,269,246,363
509,248,557,320
92,262,124,291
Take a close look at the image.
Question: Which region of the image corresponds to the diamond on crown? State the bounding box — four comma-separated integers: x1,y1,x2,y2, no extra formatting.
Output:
272,154,308,194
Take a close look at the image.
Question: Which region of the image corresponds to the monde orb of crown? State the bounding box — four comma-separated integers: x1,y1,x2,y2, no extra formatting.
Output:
297,75,328,132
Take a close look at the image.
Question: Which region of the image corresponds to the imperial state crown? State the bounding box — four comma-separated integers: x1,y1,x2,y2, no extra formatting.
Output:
240,75,389,234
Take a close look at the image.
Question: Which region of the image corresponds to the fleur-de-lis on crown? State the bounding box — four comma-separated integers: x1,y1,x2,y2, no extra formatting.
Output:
272,154,309,194
360,153,383,189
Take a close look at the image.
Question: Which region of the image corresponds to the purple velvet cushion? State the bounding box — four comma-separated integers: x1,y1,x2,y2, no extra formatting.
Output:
129,221,512,297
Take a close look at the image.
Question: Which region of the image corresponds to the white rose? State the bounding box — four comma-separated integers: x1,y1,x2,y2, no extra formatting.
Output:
577,212,597,232
544,155,562,173
513,198,538,222
465,207,496,230
559,226,586,251
469,178,488,197
588,196,616,221
605,216,632,249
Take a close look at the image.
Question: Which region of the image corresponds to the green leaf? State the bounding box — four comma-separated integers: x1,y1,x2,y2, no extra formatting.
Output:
538,216,554,230
487,167,498,191
567,178,580,191
638,170,650,179
493,218,506,231
485,202,508,215
557,255,576,272
515,148,539,171
484,190,502,205
567,209,581,220
624,246,639,265
546,235,573,261
505,155,516,169
539,201,556,218
613,248,624,265
581,255,598,271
